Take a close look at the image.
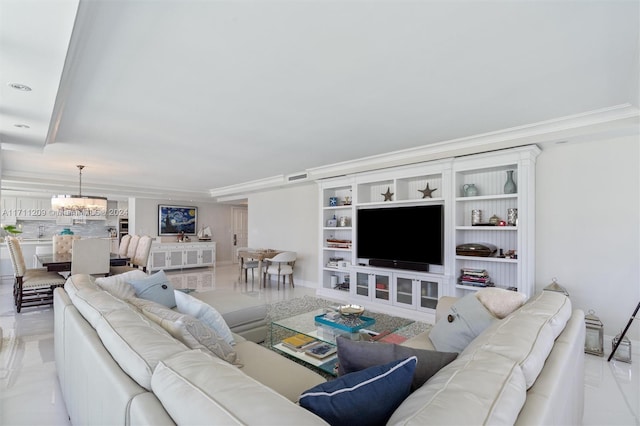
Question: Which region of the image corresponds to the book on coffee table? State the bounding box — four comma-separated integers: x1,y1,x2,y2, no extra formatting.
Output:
281,334,317,351
304,342,337,359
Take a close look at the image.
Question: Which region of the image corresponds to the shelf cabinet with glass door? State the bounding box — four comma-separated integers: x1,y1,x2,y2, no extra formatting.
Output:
350,267,392,304
393,272,442,312
319,180,354,294
452,146,539,298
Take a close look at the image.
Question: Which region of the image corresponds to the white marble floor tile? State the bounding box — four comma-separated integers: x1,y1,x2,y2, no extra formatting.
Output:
584,351,639,425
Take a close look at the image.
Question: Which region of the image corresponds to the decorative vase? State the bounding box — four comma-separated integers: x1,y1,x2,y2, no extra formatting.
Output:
504,170,517,194
463,184,478,197
60,228,74,235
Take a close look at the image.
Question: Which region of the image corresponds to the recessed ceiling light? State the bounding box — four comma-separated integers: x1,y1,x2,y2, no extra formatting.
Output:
14,124,30,128
8,83,32,91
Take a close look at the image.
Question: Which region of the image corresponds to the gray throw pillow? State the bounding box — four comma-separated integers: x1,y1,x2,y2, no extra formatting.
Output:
128,270,176,308
128,297,240,366
336,336,458,391
428,292,497,353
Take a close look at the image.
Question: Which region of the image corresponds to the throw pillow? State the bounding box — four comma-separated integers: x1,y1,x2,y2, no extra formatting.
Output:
174,290,234,346
428,292,497,353
475,287,526,319
128,297,240,366
128,270,176,308
96,270,148,300
299,356,417,426
336,336,457,391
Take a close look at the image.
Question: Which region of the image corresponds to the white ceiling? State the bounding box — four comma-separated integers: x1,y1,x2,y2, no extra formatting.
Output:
1,0,638,202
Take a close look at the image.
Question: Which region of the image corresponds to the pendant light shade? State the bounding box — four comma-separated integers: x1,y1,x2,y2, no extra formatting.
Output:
51,165,107,217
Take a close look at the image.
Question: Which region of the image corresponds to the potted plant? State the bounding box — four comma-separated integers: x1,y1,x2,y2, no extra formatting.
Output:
2,225,22,235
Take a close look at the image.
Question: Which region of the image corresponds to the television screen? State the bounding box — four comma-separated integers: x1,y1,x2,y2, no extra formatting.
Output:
356,205,443,268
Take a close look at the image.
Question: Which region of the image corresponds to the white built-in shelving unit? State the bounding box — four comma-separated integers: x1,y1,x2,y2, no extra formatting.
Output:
452,146,540,298
316,145,540,321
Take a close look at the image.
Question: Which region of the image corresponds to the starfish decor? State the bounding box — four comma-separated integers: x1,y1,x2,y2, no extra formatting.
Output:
418,183,437,198
382,187,394,201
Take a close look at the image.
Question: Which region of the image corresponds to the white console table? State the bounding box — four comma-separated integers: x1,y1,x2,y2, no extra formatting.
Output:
148,241,216,271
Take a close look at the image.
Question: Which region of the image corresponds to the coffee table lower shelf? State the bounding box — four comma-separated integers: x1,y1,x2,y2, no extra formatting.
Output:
272,341,339,376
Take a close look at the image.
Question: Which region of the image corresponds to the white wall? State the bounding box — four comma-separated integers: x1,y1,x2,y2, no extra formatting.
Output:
247,182,319,287
130,198,237,264
536,135,639,343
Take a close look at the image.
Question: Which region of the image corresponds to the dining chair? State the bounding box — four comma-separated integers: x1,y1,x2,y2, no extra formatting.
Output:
237,247,260,283
263,251,296,290
53,234,80,255
71,238,111,276
123,234,140,266
117,234,132,257
5,236,66,313
110,235,153,275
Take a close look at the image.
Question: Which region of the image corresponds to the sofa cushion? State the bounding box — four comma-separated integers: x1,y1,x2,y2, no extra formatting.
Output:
192,290,268,333
299,356,416,426
151,350,328,425
336,336,457,391
428,292,497,353
128,270,176,308
174,290,235,346
401,330,437,351
462,291,572,389
475,287,527,319
95,307,187,390
64,273,99,300
388,350,527,425
71,286,132,328
64,274,141,329
517,290,572,339
127,297,239,366
95,270,148,299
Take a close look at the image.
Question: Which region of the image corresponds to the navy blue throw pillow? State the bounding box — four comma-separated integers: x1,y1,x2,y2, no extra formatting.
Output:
299,356,416,426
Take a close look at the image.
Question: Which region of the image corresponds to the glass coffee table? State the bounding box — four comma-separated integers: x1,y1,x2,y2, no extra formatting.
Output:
271,308,415,376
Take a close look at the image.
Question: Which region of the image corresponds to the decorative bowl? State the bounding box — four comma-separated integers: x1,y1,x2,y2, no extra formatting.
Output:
338,304,365,317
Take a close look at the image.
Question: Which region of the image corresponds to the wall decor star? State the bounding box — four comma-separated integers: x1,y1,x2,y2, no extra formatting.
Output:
382,187,394,201
419,183,437,198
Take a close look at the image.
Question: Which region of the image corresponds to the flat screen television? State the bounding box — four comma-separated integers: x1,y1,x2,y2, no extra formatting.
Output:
356,204,443,271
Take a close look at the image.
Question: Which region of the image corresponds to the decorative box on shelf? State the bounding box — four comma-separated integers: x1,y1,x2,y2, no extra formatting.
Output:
315,313,375,332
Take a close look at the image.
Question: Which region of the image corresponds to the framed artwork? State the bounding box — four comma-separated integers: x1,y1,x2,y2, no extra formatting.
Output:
158,205,197,235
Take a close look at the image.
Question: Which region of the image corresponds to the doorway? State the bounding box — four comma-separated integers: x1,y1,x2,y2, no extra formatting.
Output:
231,206,248,264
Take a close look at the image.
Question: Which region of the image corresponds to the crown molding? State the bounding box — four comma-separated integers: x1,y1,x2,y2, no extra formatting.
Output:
208,175,287,198
0,173,214,202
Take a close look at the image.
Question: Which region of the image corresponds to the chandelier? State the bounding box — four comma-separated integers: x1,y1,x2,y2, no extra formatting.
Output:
51,165,108,217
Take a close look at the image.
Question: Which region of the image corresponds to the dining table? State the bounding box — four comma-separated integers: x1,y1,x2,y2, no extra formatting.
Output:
36,252,130,273
237,248,281,288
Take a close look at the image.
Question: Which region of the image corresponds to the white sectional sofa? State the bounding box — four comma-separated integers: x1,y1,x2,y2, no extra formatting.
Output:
396,290,585,425
54,273,585,425
54,274,327,425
